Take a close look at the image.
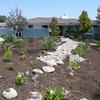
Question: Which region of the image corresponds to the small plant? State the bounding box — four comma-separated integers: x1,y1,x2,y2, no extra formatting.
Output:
5,63,16,71
74,43,90,55
41,38,57,51
69,61,80,71
20,48,28,60
43,87,65,100
13,38,27,48
31,61,38,69
3,49,13,61
15,72,28,85
3,34,15,43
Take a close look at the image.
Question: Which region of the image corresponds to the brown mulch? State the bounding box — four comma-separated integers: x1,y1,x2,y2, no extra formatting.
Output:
0,40,100,100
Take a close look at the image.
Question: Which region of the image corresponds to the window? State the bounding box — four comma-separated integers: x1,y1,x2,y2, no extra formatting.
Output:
28,25,34,28
42,25,48,29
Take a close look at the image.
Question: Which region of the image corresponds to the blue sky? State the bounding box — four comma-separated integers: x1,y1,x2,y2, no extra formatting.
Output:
0,0,99,19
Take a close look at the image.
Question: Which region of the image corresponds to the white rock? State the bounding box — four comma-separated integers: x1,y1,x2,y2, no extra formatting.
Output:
32,69,44,74
46,60,57,67
26,70,29,75
80,98,88,100
69,72,74,76
37,38,85,67
42,66,55,73
3,88,17,99
27,92,43,100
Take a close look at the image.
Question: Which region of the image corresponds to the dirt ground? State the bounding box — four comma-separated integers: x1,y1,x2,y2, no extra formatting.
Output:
0,39,100,100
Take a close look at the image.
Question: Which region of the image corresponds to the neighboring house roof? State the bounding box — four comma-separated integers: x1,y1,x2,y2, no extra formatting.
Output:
28,17,79,26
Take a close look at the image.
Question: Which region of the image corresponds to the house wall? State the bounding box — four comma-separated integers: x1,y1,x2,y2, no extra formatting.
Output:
93,26,100,39
0,28,15,36
21,28,49,38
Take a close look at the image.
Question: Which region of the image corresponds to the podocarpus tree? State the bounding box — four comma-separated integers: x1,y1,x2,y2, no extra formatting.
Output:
79,10,92,38
50,17,60,37
6,8,27,37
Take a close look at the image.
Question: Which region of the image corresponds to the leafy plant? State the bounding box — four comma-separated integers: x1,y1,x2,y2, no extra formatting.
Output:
15,72,28,85
3,34,15,43
69,61,80,71
13,38,27,48
5,63,16,71
3,49,13,61
20,48,28,60
41,38,57,51
43,87,65,100
74,43,90,55
31,61,38,69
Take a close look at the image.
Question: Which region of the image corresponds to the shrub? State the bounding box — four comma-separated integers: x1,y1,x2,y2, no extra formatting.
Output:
3,34,15,43
74,43,90,55
43,87,65,100
20,48,28,60
13,38,27,48
31,61,38,69
41,38,57,51
15,73,28,85
69,61,80,71
5,63,16,71
3,49,13,61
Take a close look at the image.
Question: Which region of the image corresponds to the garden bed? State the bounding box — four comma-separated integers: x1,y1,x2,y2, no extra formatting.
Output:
0,37,100,100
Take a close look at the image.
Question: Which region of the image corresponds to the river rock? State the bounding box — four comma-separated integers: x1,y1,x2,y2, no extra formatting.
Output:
42,66,55,73
27,92,43,100
32,69,43,74
3,88,17,99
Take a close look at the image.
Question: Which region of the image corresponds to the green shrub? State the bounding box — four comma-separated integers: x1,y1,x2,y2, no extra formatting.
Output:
13,38,27,48
43,87,65,100
69,61,80,71
74,43,90,55
15,73,28,85
3,49,13,61
5,63,16,71
3,34,15,43
96,41,100,51
41,38,57,51
31,61,38,69
20,48,28,60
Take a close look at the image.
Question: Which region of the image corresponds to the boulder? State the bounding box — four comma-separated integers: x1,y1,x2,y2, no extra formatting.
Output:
27,92,43,100
42,66,55,73
32,69,43,74
3,88,17,99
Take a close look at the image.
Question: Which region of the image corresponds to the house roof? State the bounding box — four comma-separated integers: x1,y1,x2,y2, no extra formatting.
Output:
28,17,79,26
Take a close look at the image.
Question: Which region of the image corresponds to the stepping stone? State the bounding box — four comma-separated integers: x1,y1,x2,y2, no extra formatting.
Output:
27,92,43,100
42,66,55,73
32,69,44,74
3,88,17,99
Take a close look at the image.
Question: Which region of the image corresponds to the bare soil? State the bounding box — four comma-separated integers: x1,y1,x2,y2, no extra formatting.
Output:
0,39,100,100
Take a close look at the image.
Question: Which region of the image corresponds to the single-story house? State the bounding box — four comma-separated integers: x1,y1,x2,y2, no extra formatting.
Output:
0,17,79,38
0,17,100,39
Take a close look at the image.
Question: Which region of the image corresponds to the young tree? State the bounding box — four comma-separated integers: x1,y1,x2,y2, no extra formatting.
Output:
50,17,60,37
0,15,6,22
79,10,92,38
6,8,27,37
